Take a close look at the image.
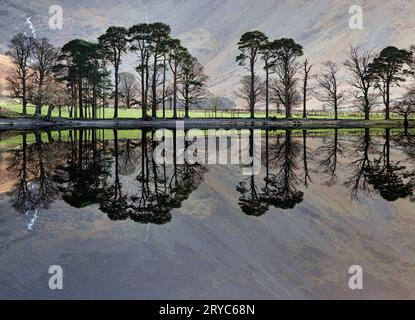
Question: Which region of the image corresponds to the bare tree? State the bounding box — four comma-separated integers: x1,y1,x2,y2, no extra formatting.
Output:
236,75,265,110
167,38,188,119
316,61,345,120
354,92,379,117
5,33,34,115
161,54,168,118
344,46,376,119
31,38,59,116
345,128,375,199
177,56,208,118
272,38,303,118
301,59,313,118
316,128,343,186
119,72,139,109
43,80,71,119
391,91,415,127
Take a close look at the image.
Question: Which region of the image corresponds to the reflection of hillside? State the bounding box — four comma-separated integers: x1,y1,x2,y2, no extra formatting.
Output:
0,54,12,88
0,151,16,193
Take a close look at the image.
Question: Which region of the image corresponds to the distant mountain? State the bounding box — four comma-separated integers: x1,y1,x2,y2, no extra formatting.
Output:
0,0,414,105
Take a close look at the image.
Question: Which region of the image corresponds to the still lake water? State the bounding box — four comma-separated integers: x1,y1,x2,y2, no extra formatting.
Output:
0,128,414,299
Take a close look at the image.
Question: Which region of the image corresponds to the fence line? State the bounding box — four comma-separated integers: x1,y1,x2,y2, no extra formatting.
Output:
176,108,415,119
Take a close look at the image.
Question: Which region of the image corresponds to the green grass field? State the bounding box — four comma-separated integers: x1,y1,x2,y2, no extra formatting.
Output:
0,101,409,120
0,102,253,119
1,127,412,148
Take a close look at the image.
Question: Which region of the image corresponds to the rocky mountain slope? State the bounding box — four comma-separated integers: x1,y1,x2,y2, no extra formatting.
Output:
0,0,414,105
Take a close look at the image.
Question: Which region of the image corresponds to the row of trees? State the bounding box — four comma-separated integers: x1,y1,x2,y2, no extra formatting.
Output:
5,24,415,120
6,22,208,119
6,35,63,117
236,31,415,120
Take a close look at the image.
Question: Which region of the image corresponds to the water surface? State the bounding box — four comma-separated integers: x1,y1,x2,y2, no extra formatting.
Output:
0,128,414,299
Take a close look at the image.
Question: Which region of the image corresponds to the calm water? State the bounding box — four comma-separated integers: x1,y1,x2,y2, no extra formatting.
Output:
0,128,414,299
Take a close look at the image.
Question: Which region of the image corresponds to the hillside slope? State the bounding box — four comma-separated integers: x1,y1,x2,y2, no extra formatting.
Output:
0,0,413,104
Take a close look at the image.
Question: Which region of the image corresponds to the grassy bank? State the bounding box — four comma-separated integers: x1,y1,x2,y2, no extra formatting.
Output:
1,102,410,120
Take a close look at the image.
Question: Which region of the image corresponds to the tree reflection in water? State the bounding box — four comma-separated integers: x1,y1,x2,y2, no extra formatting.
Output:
8,132,61,229
54,130,112,209
344,128,414,201
99,130,129,220
4,127,415,224
129,129,207,224
344,128,376,199
317,128,343,186
393,127,415,202
237,129,269,216
367,129,414,201
258,130,303,213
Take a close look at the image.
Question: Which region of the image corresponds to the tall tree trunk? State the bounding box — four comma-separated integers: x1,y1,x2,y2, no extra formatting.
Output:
265,66,269,118
22,74,27,116
285,61,291,119
152,54,158,119
302,60,312,119
385,81,390,120
285,86,291,118
78,77,83,118
35,99,42,117
126,95,130,109
145,54,150,119
364,90,370,120
114,61,119,119
303,76,307,118
173,61,178,119
35,76,44,117
334,99,338,120
141,56,147,119
162,57,166,118
250,59,255,119
92,82,97,119
184,88,189,119
70,85,74,118
47,106,53,120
